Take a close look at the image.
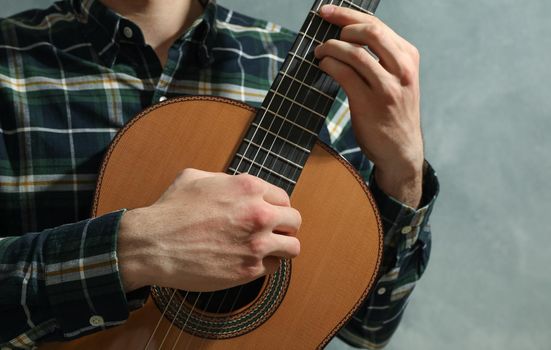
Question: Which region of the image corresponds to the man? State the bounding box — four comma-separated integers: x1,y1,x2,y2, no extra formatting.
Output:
0,0,438,348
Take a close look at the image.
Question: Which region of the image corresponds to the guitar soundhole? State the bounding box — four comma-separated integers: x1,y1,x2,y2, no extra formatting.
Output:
179,277,265,313
151,259,291,339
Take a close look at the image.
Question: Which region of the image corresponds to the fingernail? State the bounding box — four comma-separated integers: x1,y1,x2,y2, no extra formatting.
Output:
320,5,335,16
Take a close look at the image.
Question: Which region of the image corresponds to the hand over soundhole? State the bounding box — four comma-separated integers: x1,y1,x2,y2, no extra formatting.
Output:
116,168,301,293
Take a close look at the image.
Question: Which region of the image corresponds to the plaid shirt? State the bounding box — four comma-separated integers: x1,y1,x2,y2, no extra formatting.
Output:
0,0,438,348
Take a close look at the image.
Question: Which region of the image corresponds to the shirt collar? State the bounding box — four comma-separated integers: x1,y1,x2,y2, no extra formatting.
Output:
67,0,219,68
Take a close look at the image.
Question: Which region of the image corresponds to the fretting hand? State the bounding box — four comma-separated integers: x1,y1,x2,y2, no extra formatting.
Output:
315,5,423,207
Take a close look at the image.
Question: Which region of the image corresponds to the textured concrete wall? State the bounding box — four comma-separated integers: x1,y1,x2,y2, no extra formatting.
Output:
3,1,551,349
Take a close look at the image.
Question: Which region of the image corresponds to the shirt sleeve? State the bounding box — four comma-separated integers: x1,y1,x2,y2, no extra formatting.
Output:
0,210,147,349
320,91,440,349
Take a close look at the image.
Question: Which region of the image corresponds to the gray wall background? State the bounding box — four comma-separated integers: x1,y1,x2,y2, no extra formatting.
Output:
3,0,550,349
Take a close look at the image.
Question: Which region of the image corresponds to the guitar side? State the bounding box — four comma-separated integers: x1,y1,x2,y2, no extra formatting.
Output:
41,97,382,350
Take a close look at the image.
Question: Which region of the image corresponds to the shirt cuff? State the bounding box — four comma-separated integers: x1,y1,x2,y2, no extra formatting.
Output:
369,161,439,270
43,210,131,339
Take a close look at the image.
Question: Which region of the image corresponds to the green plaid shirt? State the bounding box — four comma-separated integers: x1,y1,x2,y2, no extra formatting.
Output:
0,0,438,348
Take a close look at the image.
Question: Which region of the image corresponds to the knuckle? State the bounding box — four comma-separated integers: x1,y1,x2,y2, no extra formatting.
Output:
352,46,371,65
350,46,363,62
399,63,417,86
235,173,261,194
362,23,383,41
248,204,273,228
409,45,420,62
276,187,291,206
380,82,402,105
325,38,339,47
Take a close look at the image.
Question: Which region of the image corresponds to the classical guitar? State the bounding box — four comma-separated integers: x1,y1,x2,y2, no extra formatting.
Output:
42,0,383,348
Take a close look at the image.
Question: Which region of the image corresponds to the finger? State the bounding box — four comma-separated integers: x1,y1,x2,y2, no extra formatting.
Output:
315,39,390,87
319,4,376,27
263,183,291,207
317,54,378,103
319,5,419,83
340,23,407,77
265,234,301,259
272,206,302,235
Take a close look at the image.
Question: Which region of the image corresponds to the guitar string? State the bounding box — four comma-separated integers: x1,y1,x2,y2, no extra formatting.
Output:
170,291,202,350
179,289,217,349
171,1,336,349
157,293,189,349
143,288,178,349
220,0,344,318
160,0,373,348
184,0,370,345
193,0,374,342
148,0,372,346
265,0,372,193
213,0,340,319
215,0,372,336
181,0,334,331
230,0,330,184
253,0,345,196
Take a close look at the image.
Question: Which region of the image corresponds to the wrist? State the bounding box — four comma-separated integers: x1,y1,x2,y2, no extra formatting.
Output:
118,208,151,292
374,159,423,208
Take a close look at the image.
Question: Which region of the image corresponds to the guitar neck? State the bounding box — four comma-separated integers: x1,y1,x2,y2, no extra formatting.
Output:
228,0,381,194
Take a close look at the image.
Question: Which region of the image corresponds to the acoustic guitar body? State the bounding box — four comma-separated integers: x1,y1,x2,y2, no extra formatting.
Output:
41,96,382,349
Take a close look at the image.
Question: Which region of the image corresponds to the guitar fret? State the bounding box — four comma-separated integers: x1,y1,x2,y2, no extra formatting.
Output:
228,165,297,185
281,58,332,95
303,10,340,41
339,0,376,15
250,123,312,153
268,89,326,120
244,135,309,166
270,73,335,121
288,53,320,69
311,1,375,16
225,0,381,196
298,31,323,45
304,10,336,38
279,71,334,100
235,153,299,183
263,90,328,133
241,138,305,169
259,106,317,137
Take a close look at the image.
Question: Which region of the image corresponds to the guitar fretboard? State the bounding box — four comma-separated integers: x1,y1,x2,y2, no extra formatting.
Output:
227,0,381,194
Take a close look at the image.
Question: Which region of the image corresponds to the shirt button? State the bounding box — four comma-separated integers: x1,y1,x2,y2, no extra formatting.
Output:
89,315,105,327
401,226,412,234
377,287,386,295
123,26,133,39
159,96,168,102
